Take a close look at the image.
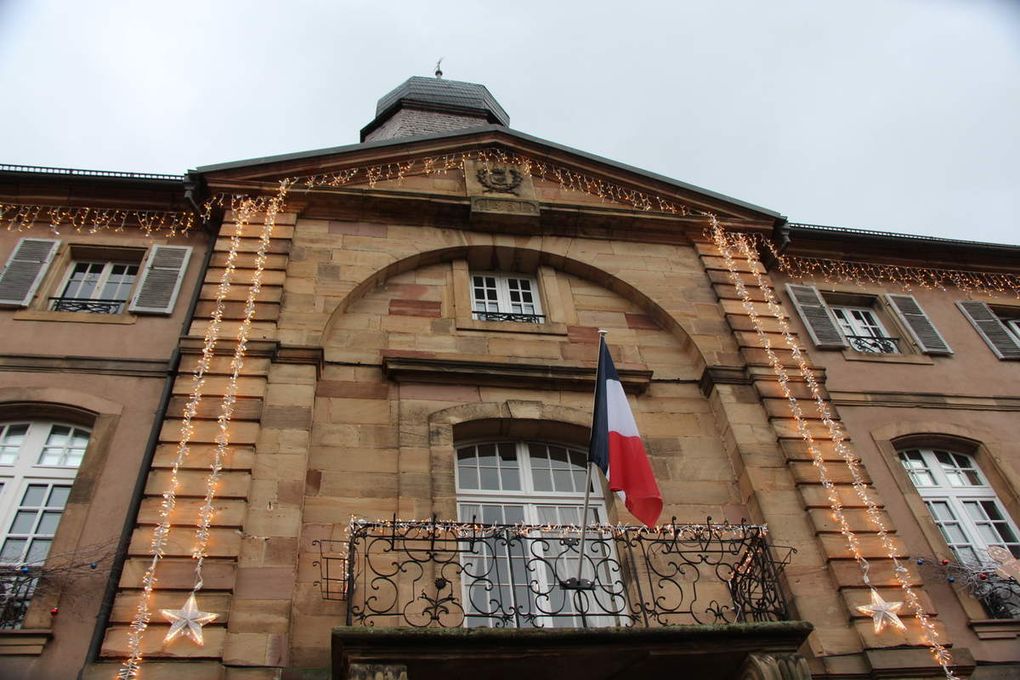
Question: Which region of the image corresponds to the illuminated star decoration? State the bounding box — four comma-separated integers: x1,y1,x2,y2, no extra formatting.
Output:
857,588,906,633
161,592,217,645
987,546,1020,581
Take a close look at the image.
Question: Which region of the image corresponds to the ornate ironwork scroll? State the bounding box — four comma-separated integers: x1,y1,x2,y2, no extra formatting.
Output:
844,334,900,354
315,518,794,629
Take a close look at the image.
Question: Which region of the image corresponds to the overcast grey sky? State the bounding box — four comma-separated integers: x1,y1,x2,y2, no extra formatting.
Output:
1,1,1018,244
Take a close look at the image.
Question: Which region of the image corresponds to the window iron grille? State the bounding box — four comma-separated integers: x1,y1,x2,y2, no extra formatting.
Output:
471,312,545,324
844,334,901,354
0,567,39,629
48,297,126,314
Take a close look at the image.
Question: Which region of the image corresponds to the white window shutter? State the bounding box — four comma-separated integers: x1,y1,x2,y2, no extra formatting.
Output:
885,294,952,355
784,283,847,348
957,301,1020,360
129,245,192,315
0,238,60,307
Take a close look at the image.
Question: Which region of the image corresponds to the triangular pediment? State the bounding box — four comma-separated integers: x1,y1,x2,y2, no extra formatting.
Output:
197,126,783,228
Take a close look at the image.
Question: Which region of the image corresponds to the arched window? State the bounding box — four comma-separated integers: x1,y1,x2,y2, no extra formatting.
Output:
455,440,619,628
898,447,1020,565
456,440,603,526
0,421,89,565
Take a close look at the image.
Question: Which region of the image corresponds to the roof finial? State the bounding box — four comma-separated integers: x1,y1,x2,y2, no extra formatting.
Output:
434,58,444,79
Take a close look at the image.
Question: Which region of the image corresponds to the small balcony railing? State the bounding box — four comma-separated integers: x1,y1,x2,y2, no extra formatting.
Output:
844,334,900,354
315,518,794,629
471,311,545,324
49,297,126,314
0,567,39,629
977,575,1020,619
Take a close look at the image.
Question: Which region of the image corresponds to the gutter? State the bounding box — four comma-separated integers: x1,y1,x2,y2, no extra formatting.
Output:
79,205,222,676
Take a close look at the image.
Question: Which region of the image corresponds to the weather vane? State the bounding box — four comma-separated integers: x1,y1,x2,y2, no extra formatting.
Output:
434,58,443,79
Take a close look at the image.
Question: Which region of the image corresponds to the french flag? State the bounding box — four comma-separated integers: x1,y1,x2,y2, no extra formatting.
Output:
588,335,662,527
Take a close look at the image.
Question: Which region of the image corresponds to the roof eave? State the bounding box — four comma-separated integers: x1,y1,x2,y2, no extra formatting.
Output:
194,125,785,221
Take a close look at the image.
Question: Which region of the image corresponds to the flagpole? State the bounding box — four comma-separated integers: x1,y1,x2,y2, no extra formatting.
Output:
575,329,607,588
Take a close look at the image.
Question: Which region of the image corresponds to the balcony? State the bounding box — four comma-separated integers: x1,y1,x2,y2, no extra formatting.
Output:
48,297,126,314
0,567,38,629
315,518,793,629
320,519,809,680
844,334,900,354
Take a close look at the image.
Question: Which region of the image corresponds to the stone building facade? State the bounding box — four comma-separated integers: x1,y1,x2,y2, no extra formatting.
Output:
2,76,1017,679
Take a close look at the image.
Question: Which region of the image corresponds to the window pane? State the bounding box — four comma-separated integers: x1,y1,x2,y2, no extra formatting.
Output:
476,444,497,466
25,539,51,563
942,524,968,543
479,467,500,490
9,510,36,534
548,447,569,470
0,538,27,562
503,506,525,524
927,501,954,521
500,467,521,491
955,546,980,565
0,423,28,465
21,485,47,507
37,511,62,535
533,468,553,492
47,486,70,508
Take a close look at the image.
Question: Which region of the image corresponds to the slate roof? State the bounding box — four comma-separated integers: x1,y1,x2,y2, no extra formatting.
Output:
375,76,510,126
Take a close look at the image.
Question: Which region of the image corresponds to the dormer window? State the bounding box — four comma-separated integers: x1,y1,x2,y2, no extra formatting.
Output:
470,273,543,323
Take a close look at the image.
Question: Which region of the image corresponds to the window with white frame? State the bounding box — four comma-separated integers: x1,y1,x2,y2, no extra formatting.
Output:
831,305,899,354
0,422,87,565
786,284,952,356
898,448,1020,565
50,259,140,314
470,273,543,323
455,441,619,627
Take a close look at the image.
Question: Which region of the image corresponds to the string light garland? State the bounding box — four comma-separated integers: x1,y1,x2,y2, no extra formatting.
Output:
711,221,959,679
116,197,255,679
118,179,292,677
345,514,770,541
756,236,1020,299
1,201,195,236
183,180,291,623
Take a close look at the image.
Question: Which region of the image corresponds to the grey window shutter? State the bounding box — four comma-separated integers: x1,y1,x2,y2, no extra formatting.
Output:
957,301,1020,360
885,294,952,355
129,245,192,315
0,238,60,307
784,283,847,348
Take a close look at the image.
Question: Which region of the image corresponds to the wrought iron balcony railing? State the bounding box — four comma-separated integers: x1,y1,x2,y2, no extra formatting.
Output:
471,311,545,324
315,518,794,629
0,567,39,629
976,574,1020,619
845,334,900,354
49,297,126,314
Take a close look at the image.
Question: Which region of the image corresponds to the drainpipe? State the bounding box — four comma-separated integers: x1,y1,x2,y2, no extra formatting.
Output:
79,203,222,676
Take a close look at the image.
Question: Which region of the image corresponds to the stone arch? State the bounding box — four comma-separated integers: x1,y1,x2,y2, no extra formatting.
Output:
425,400,594,519
0,385,123,423
319,244,707,366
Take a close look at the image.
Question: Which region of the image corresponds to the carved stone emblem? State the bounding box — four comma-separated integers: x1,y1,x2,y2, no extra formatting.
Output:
476,165,523,195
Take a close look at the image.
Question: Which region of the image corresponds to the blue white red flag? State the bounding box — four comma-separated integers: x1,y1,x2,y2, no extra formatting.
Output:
588,335,662,527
